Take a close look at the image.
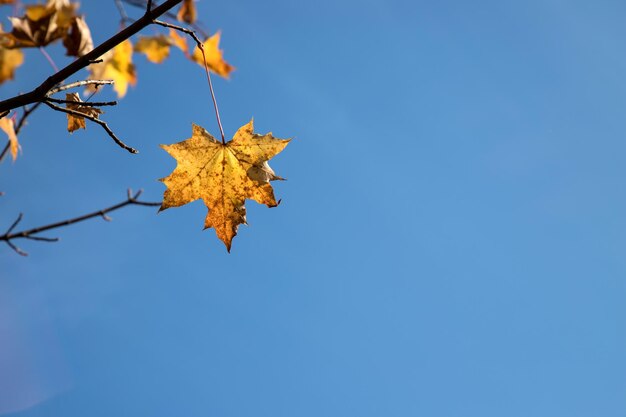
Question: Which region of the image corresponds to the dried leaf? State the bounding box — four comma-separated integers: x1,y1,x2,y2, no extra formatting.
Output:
0,25,23,84
177,0,196,24
168,28,188,55
0,0,16,4
65,92,103,133
88,39,136,98
191,32,234,78
0,116,19,161
63,15,93,57
134,34,171,64
2,0,77,48
160,120,289,251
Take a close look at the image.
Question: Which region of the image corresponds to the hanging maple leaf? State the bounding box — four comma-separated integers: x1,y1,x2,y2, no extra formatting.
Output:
88,39,137,98
0,116,19,161
65,93,103,133
177,0,197,24
160,120,289,251
134,34,172,64
191,32,234,78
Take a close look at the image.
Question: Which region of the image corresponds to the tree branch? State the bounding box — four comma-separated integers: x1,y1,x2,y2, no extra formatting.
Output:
1,189,161,256
44,100,137,153
0,0,184,113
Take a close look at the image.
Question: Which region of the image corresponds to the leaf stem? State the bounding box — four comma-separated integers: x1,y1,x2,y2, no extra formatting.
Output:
202,47,226,144
153,19,226,143
39,46,59,72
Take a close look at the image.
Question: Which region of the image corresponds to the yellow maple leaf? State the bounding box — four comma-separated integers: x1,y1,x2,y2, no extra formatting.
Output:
191,32,234,78
134,34,171,64
88,39,136,98
168,28,188,55
160,120,289,251
65,92,103,133
177,0,197,24
0,116,19,161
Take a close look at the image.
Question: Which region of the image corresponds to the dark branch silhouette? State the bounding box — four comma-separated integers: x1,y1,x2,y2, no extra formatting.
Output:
1,189,161,256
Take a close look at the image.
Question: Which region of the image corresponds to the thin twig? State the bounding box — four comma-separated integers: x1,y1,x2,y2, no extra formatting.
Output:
15,102,42,134
48,80,114,95
155,19,226,143
152,19,202,45
6,213,23,235
0,0,184,113
1,189,161,256
39,46,59,72
122,0,209,38
46,97,118,107
44,101,138,154
114,0,130,22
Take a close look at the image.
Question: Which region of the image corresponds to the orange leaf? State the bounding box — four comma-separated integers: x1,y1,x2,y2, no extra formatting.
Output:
176,0,196,24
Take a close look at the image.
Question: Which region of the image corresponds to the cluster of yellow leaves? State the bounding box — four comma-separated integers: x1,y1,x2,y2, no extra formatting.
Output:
0,0,92,84
160,121,289,251
133,29,234,79
86,2,232,98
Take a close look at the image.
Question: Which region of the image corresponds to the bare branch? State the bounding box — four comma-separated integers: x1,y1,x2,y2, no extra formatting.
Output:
1,189,161,256
48,80,114,95
6,239,28,256
44,100,138,154
152,19,203,47
46,97,118,107
5,213,23,235
122,0,209,38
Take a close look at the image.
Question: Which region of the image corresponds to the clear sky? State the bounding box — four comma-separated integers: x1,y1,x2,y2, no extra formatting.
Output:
2,0,626,416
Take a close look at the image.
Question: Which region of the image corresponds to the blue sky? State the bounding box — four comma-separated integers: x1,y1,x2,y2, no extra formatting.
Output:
2,0,626,416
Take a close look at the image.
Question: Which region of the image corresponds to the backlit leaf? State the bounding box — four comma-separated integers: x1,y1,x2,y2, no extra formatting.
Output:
88,39,137,98
160,120,289,251
0,116,19,161
177,0,196,24
134,35,171,64
191,32,234,78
